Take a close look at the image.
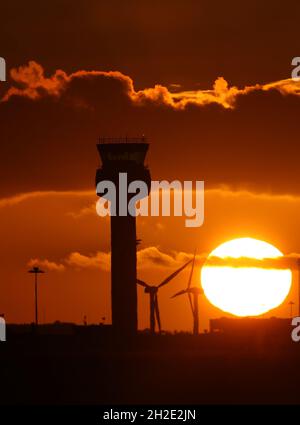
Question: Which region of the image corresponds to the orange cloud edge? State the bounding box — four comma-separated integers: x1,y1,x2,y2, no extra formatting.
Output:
1,61,300,109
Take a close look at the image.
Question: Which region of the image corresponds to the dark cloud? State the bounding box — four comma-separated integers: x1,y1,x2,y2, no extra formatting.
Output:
0,0,300,198
1,61,300,197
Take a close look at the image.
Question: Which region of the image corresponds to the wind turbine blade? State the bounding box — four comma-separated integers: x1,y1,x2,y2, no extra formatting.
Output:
187,250,197,289
154,294,161,333
137,279,149,288
188,292,194,315
158,259,192,288
171,289,187,298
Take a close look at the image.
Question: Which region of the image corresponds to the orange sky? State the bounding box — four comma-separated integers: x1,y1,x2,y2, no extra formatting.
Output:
1,188,299,331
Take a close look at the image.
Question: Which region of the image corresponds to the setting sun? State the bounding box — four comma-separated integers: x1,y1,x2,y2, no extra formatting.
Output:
201,238,292,317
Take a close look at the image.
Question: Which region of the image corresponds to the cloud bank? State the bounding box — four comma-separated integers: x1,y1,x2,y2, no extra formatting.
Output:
2,61,300,110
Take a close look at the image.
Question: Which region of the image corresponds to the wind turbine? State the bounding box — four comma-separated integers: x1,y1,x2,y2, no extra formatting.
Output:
28,266,45,325
137,259,192,334
288,301,295,318
171,251,204,335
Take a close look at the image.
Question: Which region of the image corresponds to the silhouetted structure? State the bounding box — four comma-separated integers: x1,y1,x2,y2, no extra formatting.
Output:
137,259,191,333
96,138,151,335
210,317,291,337
28,266,45,325
172,252,204,335
288,301,295,317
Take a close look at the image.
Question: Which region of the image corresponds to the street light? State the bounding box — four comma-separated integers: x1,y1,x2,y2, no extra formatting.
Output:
28,266,45,325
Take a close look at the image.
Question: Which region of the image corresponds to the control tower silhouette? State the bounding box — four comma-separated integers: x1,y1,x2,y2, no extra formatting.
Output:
96,137,151,335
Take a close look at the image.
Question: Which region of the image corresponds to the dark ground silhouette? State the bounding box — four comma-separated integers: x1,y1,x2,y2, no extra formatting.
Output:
1,321,300,405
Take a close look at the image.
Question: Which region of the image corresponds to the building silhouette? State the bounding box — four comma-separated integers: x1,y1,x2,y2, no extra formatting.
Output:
96,137,151,335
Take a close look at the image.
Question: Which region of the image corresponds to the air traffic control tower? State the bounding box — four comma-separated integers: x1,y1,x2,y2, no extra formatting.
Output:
96,137,151,335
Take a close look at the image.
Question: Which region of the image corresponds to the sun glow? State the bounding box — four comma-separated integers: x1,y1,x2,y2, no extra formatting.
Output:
201,238,292,316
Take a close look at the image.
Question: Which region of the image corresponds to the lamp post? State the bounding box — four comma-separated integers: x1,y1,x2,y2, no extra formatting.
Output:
28,266,45,325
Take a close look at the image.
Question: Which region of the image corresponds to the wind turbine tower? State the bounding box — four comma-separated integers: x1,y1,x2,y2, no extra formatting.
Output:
137,259,192,334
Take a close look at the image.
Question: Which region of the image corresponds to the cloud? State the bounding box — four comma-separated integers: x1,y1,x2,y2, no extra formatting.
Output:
204,255,298,269
0,190,93,209
2,63,300,199
27,258,65,272
64,247,183,271
263,78,300,96
3,61,68,101
64,247,204,271
2,61,300,110
66,202,98,219
31,247,197,272
66,251,111,271
137,246,193,268
29,247,300,275
1,186,300,212
1,61,134,104
170,77,259,109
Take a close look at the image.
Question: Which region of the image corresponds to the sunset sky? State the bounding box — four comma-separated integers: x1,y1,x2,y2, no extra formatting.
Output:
1,1,300,331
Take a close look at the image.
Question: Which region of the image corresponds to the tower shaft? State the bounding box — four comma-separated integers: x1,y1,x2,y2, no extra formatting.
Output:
35,273,38,325
110,214,137,333
193,293,199,336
